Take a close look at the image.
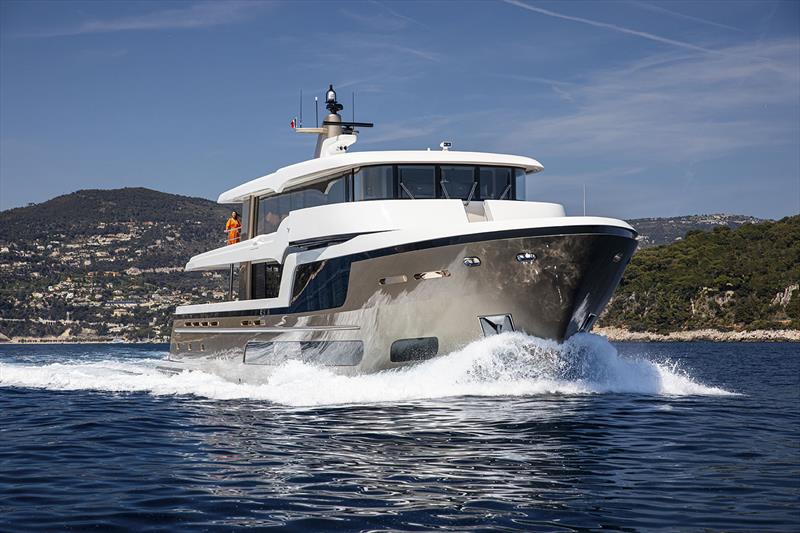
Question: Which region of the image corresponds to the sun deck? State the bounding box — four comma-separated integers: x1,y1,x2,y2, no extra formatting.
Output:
218,150,544,203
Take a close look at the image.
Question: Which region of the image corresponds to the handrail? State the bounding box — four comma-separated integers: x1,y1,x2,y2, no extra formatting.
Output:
223,228,247,245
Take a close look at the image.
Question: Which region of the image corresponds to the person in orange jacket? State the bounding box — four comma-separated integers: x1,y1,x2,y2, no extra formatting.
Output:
226,211,241,245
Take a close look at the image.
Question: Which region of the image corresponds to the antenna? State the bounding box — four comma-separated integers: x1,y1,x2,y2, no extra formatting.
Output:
314,96,319,127
352,91,355,122
583,184,586,215
299,89,303,127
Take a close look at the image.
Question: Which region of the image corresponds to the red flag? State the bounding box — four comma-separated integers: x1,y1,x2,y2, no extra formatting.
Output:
290,119,296,129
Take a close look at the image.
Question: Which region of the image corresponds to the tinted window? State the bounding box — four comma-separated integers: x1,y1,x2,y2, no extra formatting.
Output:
440,166,476,200
514,168,527,200
479,167,513,200
251,263,282,299
354,165,393,200
322,174,348,203
291,259,350,313
257,173,349,235
240,200,250,240
398,165,435,199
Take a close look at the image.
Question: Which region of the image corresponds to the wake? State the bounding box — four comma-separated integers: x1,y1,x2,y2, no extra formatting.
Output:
0,333,733,406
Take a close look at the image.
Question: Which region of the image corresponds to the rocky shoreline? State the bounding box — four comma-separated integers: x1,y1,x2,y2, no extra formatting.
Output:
594,326,800,342
0,337,168,344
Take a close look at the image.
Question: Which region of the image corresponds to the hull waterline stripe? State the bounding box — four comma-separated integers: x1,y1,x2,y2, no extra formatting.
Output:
173,325,360,334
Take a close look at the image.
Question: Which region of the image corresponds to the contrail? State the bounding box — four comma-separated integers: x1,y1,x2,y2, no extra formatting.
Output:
502,0,722,55
632,1,743,33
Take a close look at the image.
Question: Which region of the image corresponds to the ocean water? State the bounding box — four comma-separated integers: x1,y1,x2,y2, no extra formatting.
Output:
0,334,797,532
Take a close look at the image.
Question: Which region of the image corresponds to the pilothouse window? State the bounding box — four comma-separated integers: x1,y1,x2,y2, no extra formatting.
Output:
515,168,527,201
354,165,393,200
398,165,436,199
254,164,528,236
440,166,477,201
479,167,513,200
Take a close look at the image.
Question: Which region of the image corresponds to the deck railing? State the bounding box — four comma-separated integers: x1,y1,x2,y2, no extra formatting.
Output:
221,228,248,245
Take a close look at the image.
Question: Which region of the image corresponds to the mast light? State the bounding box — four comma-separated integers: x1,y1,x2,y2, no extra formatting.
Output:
325,84,343,114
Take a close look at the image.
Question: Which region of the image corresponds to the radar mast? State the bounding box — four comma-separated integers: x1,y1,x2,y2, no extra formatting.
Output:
293,84,373,158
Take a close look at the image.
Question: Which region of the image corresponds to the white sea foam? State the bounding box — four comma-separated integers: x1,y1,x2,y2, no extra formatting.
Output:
0,333,733,406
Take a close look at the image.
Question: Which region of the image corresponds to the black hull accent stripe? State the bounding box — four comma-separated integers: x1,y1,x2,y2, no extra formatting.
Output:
175,225,636,320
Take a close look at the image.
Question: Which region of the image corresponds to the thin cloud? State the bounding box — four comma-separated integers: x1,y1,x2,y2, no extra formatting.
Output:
631,1,743,32
551,85,574,102
502,0,723,55
543,167,649,184
25,1,267,37
311,33,442,65
490,73,577,100
358,115,454,145
370,0,427,29
494,40,800,162
341,1,425,32
391,44,441,63
495,73,576,86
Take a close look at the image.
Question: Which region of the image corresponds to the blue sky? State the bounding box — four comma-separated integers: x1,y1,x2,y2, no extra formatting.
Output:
1,0,798,219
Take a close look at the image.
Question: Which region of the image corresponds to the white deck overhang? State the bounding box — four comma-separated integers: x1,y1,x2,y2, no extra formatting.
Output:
175,214,635,315
183,198,632,274
218,150,544,204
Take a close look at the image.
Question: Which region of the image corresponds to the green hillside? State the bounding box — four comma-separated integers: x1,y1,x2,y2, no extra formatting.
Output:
629,214,764,248
1,186,796,341
600,215,800,333
0,187,230,246
0,188,233,341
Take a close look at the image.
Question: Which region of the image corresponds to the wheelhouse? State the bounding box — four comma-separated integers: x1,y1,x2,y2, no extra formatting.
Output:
250,164,529,236
229,164,532,301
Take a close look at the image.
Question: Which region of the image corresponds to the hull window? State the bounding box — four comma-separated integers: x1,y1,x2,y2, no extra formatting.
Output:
390,337,439,363
244,340,363,366
291,259,350,312
379,274,408,285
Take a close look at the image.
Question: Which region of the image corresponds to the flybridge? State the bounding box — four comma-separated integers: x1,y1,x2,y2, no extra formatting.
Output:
218,84,543,204
218,151,544,204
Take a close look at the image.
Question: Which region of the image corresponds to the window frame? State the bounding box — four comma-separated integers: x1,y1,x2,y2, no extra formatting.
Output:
397,164,437,200
254,164,527,235
477,166,515,201
438,164,479,201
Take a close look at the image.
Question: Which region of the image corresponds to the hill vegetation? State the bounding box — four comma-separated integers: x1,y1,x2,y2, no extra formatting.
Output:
0,188,234,341
0,187,796,341
0,187,231,251
600,215,800,333
629,214,764,248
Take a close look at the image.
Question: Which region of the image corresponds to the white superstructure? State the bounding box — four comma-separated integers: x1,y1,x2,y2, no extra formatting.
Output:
168,84,638,371
219,150,543,203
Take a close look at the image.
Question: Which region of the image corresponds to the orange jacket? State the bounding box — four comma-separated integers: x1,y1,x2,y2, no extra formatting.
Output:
226,217,241,245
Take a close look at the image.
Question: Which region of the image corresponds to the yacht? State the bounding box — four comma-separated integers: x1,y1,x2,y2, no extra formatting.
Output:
168,86,637,373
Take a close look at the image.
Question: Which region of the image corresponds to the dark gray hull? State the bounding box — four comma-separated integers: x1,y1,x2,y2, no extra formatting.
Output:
168,226,637,374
